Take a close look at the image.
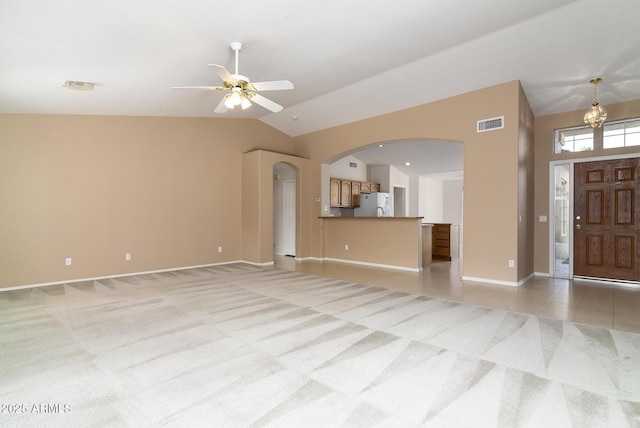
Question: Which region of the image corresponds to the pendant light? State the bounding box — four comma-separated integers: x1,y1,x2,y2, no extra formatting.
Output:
583,77,607,128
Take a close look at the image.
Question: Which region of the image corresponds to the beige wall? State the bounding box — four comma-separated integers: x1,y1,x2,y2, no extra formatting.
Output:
518,84,536,280
533,99,640,274
293,81,529,284
0,114,293,288
5,82,628,289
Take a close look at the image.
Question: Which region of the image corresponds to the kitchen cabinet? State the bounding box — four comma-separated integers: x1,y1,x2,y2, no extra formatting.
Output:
330,178,341,206
329,178,381,207
340,181,352,206
351,181,361,207
431,223,459,260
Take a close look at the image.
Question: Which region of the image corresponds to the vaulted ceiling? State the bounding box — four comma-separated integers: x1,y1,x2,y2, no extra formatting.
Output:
1,0,638,142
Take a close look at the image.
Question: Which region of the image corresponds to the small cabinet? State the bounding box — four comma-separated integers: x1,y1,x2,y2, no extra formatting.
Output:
370,183,380,192
351,182,361,207
340,181,352,206
330,178,341,206
431,223,460,260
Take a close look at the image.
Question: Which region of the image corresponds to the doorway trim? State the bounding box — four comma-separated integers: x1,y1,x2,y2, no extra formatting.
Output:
549,152,640,279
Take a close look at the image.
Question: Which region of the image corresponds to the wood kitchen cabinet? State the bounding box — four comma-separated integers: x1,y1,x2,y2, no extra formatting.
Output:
351,181,361,206
340,181,352,206
330,178,341,206
431,223,460,260
329,178,381,207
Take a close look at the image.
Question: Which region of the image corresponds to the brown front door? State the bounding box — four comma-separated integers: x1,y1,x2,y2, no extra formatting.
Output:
574,158,639,281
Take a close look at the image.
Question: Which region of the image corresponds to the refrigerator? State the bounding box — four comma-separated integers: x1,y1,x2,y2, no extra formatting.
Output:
354,192,394,217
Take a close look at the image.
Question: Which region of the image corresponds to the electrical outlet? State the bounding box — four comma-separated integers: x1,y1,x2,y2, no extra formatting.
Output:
65,257,72,266
508,259,515,268
344,244,349,250
218,246,223,253
125,253,132,261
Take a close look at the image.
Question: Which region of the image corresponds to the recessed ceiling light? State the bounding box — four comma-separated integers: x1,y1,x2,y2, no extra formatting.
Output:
378,144,383,148
60,80,95,91
405,162,411,166
290,115,299,121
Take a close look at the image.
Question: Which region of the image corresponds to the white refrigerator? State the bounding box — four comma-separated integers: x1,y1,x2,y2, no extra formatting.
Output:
354,192,394,217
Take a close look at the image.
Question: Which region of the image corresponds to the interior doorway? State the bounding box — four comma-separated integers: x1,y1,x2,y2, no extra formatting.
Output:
283,180,296,256
393,186,406,217
273,163,296,257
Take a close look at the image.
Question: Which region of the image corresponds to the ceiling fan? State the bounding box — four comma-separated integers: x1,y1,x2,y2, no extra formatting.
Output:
171,42,294,113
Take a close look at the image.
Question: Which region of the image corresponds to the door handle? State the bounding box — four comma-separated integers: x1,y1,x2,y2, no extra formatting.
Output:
576,224,582,230
575,215,581,220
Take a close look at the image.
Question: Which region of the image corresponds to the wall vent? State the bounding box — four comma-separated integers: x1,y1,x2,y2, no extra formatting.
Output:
477,116,504,133
349,162,357,168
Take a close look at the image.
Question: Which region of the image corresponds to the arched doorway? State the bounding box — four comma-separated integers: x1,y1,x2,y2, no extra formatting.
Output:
321,139,464,268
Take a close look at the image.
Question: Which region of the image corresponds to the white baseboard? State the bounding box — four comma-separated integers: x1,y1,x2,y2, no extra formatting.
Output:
461,272,536,287
321,257,421,272
1,260,250,292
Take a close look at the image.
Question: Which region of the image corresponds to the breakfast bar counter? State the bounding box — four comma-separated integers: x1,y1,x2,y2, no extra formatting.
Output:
319,216,425,271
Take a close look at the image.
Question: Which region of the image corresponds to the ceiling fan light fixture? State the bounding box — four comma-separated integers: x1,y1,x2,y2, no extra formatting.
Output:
583,77,607,128
223,94,235,109
240,94,252,110
173,41,292,114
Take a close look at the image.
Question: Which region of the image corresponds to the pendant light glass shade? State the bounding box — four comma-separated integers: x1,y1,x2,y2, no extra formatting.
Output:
583,78,607,128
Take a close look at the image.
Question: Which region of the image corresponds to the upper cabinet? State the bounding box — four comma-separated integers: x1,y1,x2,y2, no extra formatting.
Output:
330,178,341,206
340,181,352,206
330,178,380,207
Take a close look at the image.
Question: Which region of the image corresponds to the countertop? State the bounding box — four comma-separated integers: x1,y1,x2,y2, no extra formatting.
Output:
319,216,424,220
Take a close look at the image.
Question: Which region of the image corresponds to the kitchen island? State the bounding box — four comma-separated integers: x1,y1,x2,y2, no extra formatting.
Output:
319,216,425,271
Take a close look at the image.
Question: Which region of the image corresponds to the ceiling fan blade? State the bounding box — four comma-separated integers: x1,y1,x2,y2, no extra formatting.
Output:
250,80,294,91
208,64,235,83
250,93,283,113
171,86,225,91
214,96,228,114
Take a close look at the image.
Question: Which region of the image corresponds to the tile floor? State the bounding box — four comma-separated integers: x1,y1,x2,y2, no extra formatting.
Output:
274,256,640,333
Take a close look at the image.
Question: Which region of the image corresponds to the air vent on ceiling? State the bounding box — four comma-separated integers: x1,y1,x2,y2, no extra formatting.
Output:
477,116,504,133
60,80,95,91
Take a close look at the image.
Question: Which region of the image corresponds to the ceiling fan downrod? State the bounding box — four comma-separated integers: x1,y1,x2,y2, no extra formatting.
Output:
230,42,243,76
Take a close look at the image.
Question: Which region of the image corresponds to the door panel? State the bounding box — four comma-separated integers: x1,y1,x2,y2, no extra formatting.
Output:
283,180,296,256
574,158,639,281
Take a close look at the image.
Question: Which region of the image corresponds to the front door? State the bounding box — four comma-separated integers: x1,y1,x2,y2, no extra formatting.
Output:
574,158,639,281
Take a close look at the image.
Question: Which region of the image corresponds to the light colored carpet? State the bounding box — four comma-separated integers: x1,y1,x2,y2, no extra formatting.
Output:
1,264,639,427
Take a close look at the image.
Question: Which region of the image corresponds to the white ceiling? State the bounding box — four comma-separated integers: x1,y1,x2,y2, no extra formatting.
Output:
1,0,639,175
